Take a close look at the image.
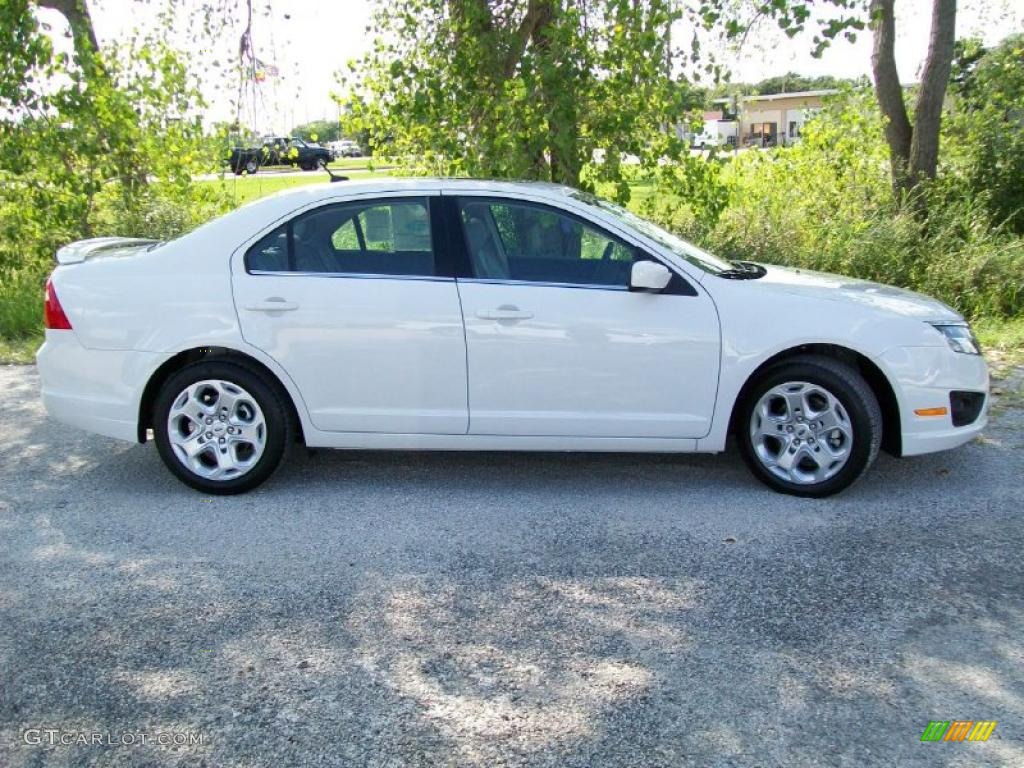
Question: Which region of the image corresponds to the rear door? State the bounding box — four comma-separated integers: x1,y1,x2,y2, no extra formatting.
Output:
232,193,468,434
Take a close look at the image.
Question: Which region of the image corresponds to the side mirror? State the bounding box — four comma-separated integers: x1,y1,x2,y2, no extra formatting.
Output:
629,260,672,292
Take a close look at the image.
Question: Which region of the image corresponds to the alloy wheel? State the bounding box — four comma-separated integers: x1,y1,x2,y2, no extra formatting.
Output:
166,379,267,481
749,380,853,485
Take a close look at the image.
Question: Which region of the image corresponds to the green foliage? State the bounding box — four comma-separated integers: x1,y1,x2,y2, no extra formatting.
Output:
692,0,866,61
0,269,43,342
291,119,343,144
639,89,1024,320
942,34,1024,235
91,183,233,241
751,72,859,95
0,10,231,338
340,0,701,199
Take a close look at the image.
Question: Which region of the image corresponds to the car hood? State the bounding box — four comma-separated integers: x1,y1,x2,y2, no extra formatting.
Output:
754,264,963,322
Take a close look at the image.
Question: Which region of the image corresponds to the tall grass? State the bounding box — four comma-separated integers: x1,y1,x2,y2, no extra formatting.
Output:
0,269,45,340
638,92,1024,321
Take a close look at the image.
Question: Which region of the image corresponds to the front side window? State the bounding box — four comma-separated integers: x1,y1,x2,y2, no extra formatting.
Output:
245,198,435,277
459,200,639,287
570,191,734,275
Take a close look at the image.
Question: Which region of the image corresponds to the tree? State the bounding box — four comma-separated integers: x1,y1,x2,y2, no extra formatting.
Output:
35,0,99,62
870,0,956,199
697,0,960,203
752,72,852,95
0,1,225,279
944,33,1024,234
341,0,701,196
292,119,342,144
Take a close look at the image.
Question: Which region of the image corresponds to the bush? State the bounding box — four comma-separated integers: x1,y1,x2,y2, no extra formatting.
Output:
91,182,233,241
639,89,1024,320
0,268,44,340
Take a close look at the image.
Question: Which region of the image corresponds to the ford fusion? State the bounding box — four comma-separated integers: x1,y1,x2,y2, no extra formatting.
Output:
37,179,989,496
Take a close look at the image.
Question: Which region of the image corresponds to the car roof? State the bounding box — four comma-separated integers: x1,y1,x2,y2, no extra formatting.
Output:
193,177,587,251
253,177,577,204
229,178,580,220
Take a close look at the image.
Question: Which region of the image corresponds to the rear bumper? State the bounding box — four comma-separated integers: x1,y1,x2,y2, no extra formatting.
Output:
36,331,162,443
877,346,990,457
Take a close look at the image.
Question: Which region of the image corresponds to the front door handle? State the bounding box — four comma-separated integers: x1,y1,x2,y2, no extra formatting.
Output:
476,305,533,321
245,298,299,312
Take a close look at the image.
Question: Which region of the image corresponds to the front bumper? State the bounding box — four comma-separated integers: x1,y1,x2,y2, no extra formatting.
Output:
876,346,989,457
36,330,162,443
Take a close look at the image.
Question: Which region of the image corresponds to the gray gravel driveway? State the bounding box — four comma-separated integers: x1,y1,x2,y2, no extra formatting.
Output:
1,364,1022,767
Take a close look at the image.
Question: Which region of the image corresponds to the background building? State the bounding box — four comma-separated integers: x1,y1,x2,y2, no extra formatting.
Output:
737,89,837,147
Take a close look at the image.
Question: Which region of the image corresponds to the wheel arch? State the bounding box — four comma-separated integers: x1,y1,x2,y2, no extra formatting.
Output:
728,343,902,456
137,346,307,445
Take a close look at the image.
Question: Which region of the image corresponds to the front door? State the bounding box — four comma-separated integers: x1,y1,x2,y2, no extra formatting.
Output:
232,194,468,434
452,197,720,439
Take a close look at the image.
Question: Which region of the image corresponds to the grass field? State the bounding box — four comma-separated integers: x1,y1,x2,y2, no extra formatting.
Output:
212,167,396,205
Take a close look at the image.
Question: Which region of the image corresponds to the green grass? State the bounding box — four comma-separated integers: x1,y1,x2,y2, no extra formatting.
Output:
0,270,43,336
327,157,394,171
208,168,395,205
975,316,1024,368
0,268,45,363
0,333,41,364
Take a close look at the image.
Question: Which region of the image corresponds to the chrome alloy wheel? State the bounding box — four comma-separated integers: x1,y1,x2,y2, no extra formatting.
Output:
166,379,267,480
749,381,854,485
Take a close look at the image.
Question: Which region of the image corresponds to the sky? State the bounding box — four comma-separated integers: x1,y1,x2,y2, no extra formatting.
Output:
36,0,1024,134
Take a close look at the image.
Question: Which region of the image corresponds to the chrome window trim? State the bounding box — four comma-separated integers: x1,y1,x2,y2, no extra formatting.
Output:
248,270,454,283
457,277,629,292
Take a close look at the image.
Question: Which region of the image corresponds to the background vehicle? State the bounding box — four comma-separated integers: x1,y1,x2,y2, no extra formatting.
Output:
37,179,988,497
228,136,332,174
690,131,723,150
329,139,363,158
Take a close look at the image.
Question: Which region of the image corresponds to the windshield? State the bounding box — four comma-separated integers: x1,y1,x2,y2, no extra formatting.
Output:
570,191,734,274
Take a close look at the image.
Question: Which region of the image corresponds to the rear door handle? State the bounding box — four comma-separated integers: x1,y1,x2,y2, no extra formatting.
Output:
244,298,299,312
476,306,533,321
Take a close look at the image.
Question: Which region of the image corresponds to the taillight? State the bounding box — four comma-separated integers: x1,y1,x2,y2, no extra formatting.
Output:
44,278,73,330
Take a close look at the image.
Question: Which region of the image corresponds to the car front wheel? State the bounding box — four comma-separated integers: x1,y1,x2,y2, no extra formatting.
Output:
153,361,291,494
737,355,882,497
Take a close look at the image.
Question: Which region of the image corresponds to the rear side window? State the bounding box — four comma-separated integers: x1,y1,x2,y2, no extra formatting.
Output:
247,226,289,271
245,197,435,277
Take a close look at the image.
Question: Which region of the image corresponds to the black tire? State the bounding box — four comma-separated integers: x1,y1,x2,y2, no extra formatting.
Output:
244,158,259,174
153,360,292,494
736,354,882,498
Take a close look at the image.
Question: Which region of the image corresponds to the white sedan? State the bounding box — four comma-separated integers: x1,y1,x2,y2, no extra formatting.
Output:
37,179,989,496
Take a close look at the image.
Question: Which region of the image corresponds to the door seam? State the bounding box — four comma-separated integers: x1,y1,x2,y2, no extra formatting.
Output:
452,278,472,435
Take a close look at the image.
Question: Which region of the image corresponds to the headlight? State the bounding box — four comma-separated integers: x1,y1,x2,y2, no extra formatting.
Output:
930,323,981,355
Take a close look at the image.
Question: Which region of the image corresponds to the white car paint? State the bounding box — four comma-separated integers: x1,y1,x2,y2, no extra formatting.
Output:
37,178,988,472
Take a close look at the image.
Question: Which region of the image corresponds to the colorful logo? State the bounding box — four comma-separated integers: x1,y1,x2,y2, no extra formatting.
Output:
921,721,997,742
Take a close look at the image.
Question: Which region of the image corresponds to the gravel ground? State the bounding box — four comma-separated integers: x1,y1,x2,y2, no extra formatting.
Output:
1,364,1022,768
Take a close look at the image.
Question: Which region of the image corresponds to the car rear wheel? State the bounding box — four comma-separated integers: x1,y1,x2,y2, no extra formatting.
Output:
244,158,259,174
737,355,882,497
153,361,291,494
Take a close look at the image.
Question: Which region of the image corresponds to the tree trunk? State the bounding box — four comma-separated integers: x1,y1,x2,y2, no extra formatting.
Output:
35,0,98,63
869,0,913,199
909,0,956,185
529,0,582,186
871,0,958,205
